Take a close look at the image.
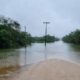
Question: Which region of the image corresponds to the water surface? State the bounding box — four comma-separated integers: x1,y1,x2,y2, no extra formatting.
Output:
0,41,80,68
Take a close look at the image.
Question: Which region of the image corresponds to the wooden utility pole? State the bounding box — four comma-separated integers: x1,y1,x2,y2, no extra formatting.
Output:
24,26,27,65
43,22,50,46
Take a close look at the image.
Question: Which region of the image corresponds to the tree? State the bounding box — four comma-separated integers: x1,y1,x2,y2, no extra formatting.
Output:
62,29,80,44
32,35,59,43
0,16,32,48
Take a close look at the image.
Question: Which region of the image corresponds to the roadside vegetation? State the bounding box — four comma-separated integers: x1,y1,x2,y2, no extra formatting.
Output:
62,29,80,44
0,16,32,48
0,16,60,49
32,35,59,43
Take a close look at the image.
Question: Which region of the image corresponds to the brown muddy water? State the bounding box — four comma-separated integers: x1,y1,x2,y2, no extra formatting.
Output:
0,41,80,76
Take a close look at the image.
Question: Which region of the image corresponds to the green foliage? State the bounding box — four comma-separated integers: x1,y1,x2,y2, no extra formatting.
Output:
32,35,59,43
62,29,80,44
0,16,32,48
0,16,59,48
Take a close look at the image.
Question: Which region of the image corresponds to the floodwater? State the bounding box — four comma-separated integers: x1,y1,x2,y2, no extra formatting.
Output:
0,41,80,74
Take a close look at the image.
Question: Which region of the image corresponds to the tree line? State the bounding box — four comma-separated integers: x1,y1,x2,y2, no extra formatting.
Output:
0,16,32,48
62,29,80,44
32,35,59,43
0,16,59,48
1,16,80,48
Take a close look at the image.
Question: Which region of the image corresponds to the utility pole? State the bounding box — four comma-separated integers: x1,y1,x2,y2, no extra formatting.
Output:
24,26,27,65
43,22,50,46
24,26,27,47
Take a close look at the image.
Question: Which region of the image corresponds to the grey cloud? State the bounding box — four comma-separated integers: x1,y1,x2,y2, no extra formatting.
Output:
0,0,80,37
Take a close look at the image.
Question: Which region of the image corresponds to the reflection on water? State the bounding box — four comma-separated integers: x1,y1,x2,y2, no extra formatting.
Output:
0,41,80,74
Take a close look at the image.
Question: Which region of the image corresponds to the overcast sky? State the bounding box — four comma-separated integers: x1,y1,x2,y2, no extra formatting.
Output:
0,0,80,37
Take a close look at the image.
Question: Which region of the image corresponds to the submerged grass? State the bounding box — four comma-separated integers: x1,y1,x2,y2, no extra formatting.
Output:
0,65,20,75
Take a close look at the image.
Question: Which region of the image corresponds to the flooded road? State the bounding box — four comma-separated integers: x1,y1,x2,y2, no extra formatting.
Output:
0,41,80,74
